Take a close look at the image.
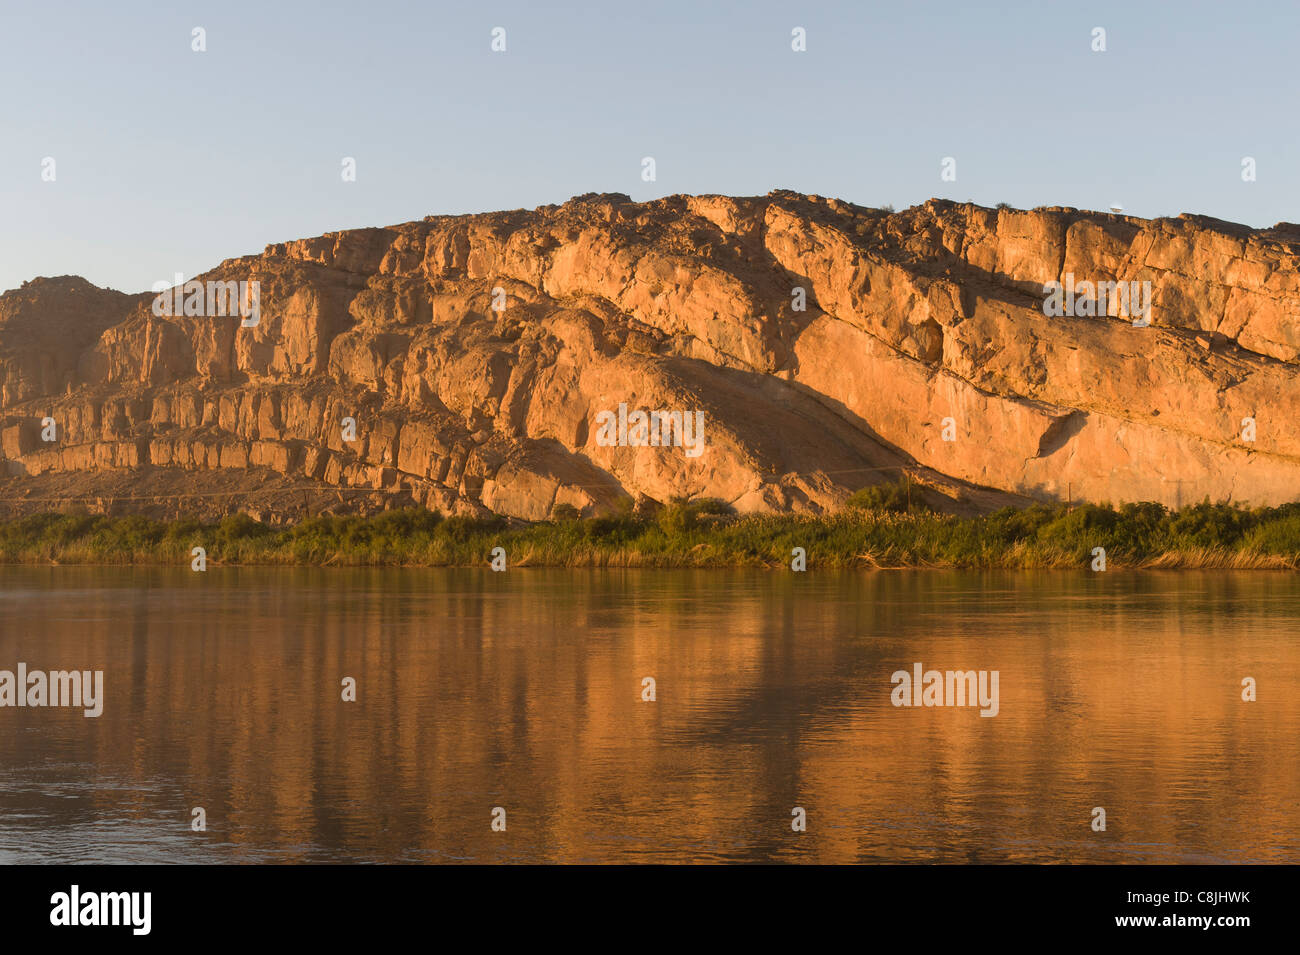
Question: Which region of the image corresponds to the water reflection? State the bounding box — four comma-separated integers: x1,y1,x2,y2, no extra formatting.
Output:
0,566,1295,863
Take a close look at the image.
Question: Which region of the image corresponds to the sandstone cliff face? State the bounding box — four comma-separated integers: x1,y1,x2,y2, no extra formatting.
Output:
2,192,1299,520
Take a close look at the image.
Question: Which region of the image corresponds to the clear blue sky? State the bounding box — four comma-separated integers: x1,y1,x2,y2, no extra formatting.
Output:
2,0,1296,294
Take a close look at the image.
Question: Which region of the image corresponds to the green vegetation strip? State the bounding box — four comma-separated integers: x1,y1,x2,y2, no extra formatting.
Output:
3,484,1300,569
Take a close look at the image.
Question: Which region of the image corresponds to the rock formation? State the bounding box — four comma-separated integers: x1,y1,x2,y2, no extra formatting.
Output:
2,191,1299,521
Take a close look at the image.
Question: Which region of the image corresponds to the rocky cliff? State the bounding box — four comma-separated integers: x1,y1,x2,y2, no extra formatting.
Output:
3,192,1299,521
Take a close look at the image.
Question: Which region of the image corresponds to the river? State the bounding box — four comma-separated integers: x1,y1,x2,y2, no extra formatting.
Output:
1,566,1295,863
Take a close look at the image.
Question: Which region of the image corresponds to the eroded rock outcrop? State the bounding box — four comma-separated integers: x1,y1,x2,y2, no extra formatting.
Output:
2,192,1298,519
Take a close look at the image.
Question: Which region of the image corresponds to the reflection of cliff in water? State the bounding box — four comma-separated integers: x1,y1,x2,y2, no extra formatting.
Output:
0,565,1296,863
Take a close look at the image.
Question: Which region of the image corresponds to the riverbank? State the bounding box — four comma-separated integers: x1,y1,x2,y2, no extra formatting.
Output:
2,496,1299,569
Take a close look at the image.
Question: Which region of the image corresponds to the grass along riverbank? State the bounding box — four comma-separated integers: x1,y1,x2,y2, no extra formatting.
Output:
3,487,1300,569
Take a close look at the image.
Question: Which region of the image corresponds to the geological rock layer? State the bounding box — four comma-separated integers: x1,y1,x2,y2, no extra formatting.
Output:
3,192,1299,519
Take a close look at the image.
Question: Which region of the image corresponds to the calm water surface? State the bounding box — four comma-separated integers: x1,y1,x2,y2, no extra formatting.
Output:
0,566,1296,863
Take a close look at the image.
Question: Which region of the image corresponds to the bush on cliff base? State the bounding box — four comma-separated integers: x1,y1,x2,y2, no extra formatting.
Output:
3,499,1300,569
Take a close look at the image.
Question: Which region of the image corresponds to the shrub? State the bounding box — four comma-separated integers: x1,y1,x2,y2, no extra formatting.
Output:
633,496,663,520
983,503,1060,543
550,502,580,522
1246,514,1300,555
216,512,271,544
1036,503,1119,551
369,507,443,537
438,514,504,542
1114,501,1170,553
581,514,641,543
12,493,1300,569
1168,501,1254,548
846,479,928,514
657,499,700,535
